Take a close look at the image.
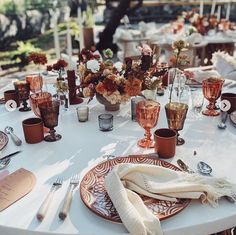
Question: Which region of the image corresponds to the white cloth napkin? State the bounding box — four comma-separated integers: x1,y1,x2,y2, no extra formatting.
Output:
191,70,220,83
212,51,236,81
105,163,236,235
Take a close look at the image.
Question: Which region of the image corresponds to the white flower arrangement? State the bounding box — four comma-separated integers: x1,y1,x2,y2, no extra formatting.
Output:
86,59,100,73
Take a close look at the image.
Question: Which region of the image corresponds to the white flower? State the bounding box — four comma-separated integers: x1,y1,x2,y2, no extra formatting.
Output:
83,87,91,97
86,59,100,73
114,62,123,72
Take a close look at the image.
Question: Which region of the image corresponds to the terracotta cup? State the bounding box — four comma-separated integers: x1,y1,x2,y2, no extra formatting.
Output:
221,92,236,114
154,128,177,159
4,90,20,107
22,118,44,144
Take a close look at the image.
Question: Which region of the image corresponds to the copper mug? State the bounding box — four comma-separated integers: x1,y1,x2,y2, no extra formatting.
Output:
154,128,177,159
4,90,20,107
22,118,44,144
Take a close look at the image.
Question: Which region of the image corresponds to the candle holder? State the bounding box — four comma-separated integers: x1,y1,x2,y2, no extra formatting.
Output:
76,105,89,122
98,114,113,131
14,81,31,112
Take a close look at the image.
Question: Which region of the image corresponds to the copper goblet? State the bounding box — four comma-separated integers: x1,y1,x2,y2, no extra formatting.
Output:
30,92,52,117
165,102,188,146
26,75,43,94
136,100,160,148
202,77,224,116
38,100,61,142
14,81,31,112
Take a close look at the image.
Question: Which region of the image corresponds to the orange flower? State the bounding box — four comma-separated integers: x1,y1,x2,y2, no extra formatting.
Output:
96,82,106,94
169,56,177,66
107,74,116,81
124,78,142,96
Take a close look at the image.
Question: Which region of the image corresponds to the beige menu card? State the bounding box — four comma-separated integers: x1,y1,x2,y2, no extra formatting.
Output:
0,168,36,212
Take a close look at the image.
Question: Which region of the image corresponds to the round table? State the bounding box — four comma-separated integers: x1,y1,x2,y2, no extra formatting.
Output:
0,77,236,235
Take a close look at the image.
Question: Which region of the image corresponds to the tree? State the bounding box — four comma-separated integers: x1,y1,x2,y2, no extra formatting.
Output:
96,0,143,52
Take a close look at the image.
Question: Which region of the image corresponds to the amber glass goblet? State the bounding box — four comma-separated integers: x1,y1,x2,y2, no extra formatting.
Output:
202,77,224,116
38,100,61,142
26,75,43,94
136,100,160,148
165,102,188,146
30,92,52,117
14,81,31,112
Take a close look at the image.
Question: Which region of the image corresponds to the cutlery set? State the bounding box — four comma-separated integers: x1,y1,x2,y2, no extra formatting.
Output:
37,175,79,222
0,126,22,170
177,159,236,202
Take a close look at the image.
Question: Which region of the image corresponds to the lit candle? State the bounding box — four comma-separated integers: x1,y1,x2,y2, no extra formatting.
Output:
217,5,221,21
226,2,231,20
77,5,84,50
211,0,216,15
66,20,73,69
53,14,60,59
199,0,204,17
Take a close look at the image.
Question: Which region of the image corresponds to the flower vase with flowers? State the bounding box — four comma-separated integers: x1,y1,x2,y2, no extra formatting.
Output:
165,40,190,146
47,59,69,110
27,52,48,93
78,48,137,111
78,46,168,111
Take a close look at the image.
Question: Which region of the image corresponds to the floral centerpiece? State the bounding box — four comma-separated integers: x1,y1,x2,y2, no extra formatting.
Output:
78,46,167,110
183,10,235,35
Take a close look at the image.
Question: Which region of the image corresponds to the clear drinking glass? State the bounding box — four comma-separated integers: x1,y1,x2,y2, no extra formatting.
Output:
191,88,204,113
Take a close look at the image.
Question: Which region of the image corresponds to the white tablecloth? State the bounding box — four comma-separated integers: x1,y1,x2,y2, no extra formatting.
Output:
0,77,236,235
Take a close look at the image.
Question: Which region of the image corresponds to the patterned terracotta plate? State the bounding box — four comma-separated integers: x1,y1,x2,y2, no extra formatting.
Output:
0,131,8,151
230,111,236,127
80,155,191,223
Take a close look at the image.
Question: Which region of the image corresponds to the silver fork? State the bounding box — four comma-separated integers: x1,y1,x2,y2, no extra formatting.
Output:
37,177,63,221
59,174,80,220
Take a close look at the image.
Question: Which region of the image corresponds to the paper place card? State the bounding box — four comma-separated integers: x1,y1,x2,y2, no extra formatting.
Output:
0,168,36,212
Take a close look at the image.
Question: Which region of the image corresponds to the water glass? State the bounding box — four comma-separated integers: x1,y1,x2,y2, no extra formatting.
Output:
191,88,204,113
98,114,113,131
77,105,89,122
131,96,144,121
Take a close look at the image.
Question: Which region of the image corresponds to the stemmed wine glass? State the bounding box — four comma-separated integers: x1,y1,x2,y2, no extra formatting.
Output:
30,92,52,117
165,102,188,145
202,77,224,116
14,81,31,112
136,100,160,148
38,100,61,142
26,74,43,94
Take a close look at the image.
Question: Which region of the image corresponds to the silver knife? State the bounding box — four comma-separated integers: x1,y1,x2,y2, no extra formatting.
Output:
0,150,22,161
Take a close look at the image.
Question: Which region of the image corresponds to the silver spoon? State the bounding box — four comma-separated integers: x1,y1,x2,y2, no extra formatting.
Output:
197,161,212,175
217,111,228,130
0,158,11,170
4,126,22,146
